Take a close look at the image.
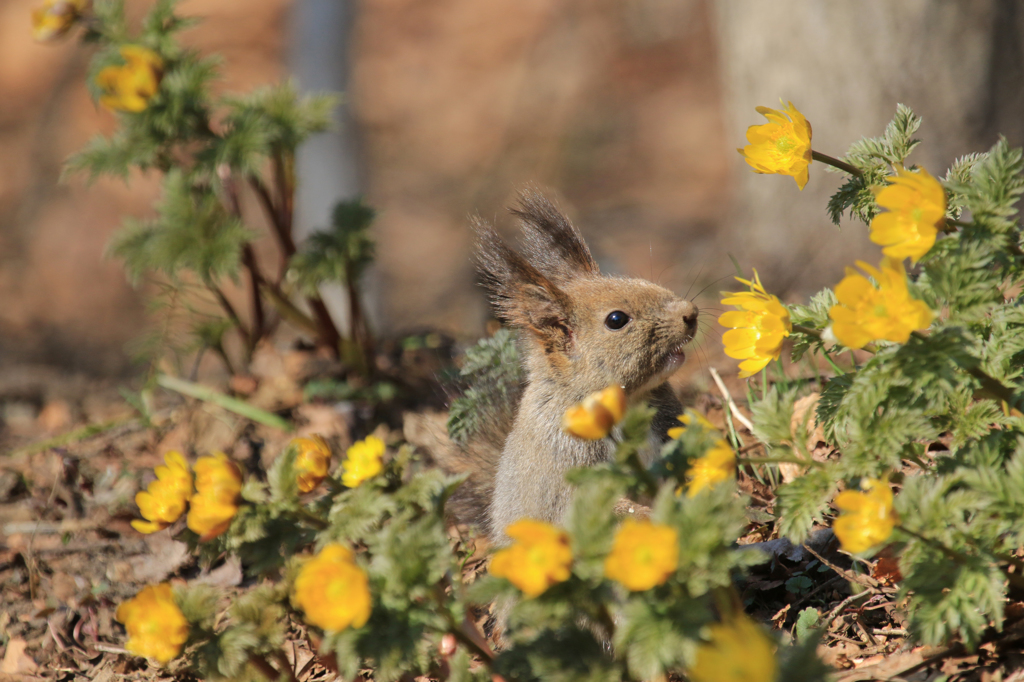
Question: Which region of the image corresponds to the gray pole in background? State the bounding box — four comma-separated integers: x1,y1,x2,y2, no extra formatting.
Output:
290,0,375,337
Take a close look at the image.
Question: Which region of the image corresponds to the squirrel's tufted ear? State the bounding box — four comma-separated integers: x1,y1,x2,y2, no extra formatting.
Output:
510,191,599,282
475,219,575,354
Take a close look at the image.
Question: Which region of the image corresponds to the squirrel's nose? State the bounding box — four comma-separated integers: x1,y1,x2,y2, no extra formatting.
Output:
669,299,698,326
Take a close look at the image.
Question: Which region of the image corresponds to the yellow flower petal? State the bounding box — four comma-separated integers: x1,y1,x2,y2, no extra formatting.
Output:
719,270,791,377
739,101,813,190
828,258,933,349
604,518,679,591
490,520,573,597
115,583,189,665
690,613,777,682
341,435,385,488
832,479,897,553
293,544,372,631
187,453,242,541
563,385,627,440
293,435,332,493
94,45,163,113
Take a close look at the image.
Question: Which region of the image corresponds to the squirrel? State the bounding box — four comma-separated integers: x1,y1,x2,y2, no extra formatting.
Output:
407,191,699,544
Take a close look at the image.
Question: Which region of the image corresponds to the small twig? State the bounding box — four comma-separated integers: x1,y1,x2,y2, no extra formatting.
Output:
821,591,873,632
801,542,890,595
709,367,754,432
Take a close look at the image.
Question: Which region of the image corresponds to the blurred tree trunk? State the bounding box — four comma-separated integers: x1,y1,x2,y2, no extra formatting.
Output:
713,0,1024,296
291,0,377,340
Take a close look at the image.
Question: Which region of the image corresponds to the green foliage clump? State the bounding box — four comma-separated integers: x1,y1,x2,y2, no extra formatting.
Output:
739,105,1024,650
60,0,373,373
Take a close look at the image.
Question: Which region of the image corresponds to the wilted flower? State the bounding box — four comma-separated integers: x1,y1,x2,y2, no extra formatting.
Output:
115,583,189,665
563,385,627,440
341,435,385,488
870,166,946,264
603,518,679,591
292,435,331,493
719,271,792,377
96,45,164,113
738,101,813,190
490,519,573,597
131,451,192,534
833,478,897,553
690,613,778,682
186,453,242,541
293,544,371,632
31,0,88,42
828,257,934,349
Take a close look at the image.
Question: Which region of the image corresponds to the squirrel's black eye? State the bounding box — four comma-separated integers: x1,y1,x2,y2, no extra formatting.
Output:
604,310,630,330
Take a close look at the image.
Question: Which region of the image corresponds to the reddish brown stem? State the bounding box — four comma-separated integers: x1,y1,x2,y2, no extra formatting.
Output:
242,245,266,355
210,284,249,344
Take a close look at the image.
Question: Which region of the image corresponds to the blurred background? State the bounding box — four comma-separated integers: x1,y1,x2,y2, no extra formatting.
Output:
2,0,1024,384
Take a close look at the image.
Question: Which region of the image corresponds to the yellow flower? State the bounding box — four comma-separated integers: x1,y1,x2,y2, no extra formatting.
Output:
686,440,737,497
833,478,897,553
131,451,192,534
292,435,332,493
603,518,679,591
31,0,88,42
186,453,242,541
96,45,164,113
828,257,934,349
115,583,189,665
666,411,716,440
293,544,372,632
563,385,627,440
341,435,385,488
690,613,778,682
870,167,946,264
719,271,792,378
738,101,813,190
490,519,573,597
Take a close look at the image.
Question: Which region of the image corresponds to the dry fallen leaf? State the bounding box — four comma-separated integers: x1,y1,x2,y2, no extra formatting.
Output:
0,638,38,673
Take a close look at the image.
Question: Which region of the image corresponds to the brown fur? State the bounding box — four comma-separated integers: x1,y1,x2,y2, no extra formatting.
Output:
436,191,698,542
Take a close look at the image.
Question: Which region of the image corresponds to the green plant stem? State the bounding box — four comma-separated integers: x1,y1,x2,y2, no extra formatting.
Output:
739,456,823,469
792,324,821,338
910,330,1023,409
260,281,320,336
156,374,293,431
812,150,863,177
295,507,328,530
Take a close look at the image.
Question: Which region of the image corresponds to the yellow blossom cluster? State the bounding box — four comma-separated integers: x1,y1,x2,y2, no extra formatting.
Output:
738,101,813,190
131,451,192,534
833,478,897,553
719,271,792,378
293,435,332,493
187,453,243,541
603,518,679,591
490,519,573,597
31,0,88,42
870,167,947,264
115,583,189,665
828,258,934,349
292,544,372,632
563,384,627,440
668,413,737,497
690,613,778,682
96,45,164,113
341,435,385,488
